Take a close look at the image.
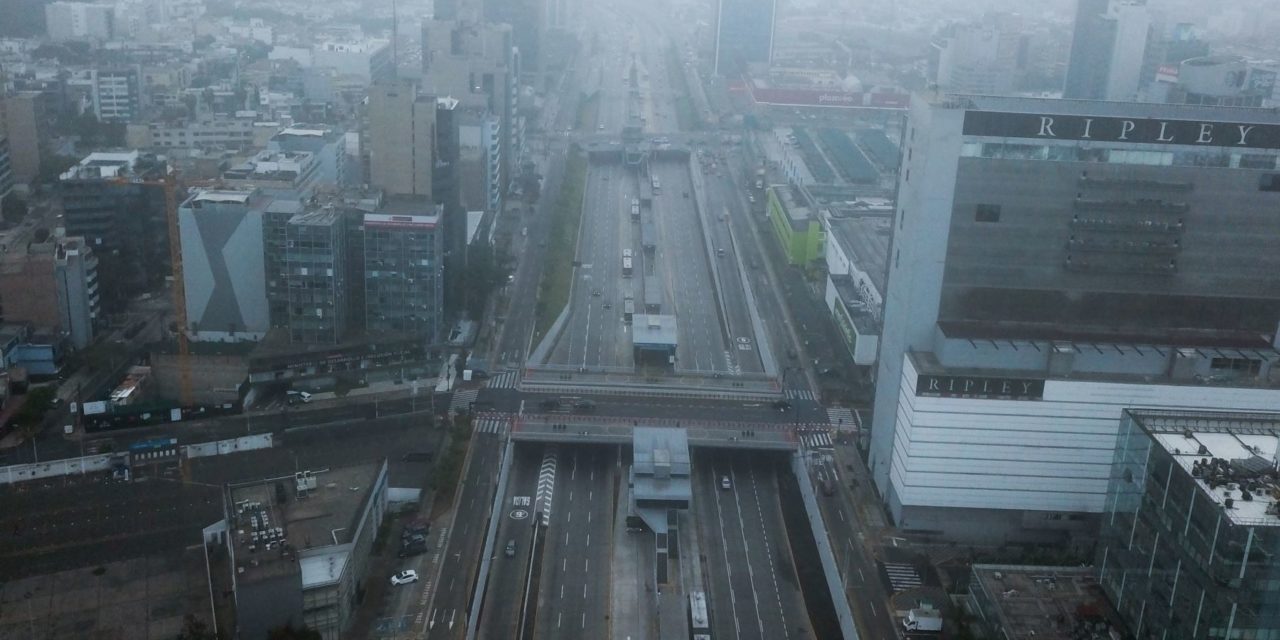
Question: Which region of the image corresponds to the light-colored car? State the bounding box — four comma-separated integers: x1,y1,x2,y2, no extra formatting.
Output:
720,475,732,490
391,570,419,586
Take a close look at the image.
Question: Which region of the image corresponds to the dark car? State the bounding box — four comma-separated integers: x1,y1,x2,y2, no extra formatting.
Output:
572,400,596,412
472,369,490,379
539,398,562,410
772,400,792,412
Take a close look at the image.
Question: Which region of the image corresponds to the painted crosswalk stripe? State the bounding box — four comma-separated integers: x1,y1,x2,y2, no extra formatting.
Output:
826,406,857,431
486,370,520,389
884,562,923,591
449,388,479,413
785,388,816,401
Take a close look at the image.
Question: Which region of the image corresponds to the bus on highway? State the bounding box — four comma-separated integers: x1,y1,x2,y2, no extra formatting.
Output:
689,592,709,635
622,256,633,277
631,203,641,220
622,298,635,323
651,176,661,194
623,249,632,258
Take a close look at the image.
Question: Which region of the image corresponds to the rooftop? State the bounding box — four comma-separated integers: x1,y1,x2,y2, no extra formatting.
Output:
830,275,881,334
289,207,345,227
189,189,254,205
770,184,817,230
632,314,678,348
227,463,384,586
1131,410,1280,527
222,150,315,183
969,564,1128,640
825,213,891,295
60,150,165,181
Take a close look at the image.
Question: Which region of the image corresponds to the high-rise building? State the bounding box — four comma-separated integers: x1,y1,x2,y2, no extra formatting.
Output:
713,0,777,76
367,79,435,198
483,0,542,77
178,190,271,342
363,196,443,342
1063,0,1152,101
869,95,1280,543
420,19,519,204
1097,410,1280,639
0,92,51,190
932,15,1028,95
283,208,348,344
44,1,116,43
58,151,171,309
0,232,99,349
269,124,349,188
0,134,12,200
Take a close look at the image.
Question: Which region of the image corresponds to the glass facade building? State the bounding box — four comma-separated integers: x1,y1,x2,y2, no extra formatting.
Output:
363,203,443,343
1097,410,1280,640
284,209,348,344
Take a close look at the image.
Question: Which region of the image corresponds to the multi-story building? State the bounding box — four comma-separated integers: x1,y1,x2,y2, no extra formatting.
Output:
932,14,1028,96
823,207,891,366
1063,0,1153,101
283,208,348,344
178,190,271,342
58,151,171,309
44,1,116,43
220,462,389,640
263,199,304,330
765,184,824,270
311,39,393,84
1149,55,1280,108
0,231,99,349
420,19,520,202
456,107,502,215
86,67,144,122
713,0,776,76
363,196,443,342
222,150,322,201
367,78,435,198
269,124,349,189
0,92,51,190
1098,410,1280,639
869,95,1280,544
132,116,264,151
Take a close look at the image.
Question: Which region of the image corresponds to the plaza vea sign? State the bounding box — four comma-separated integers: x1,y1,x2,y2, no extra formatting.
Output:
963,111,1280,150
915,374,1045,400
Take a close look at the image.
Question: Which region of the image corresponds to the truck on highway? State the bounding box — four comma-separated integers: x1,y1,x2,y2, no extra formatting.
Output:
902,607,943,632
755,168,765,190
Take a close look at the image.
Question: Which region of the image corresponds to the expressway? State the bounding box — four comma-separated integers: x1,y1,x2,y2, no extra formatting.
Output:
473,443,544,639
691,449,813,640
531,445,618,640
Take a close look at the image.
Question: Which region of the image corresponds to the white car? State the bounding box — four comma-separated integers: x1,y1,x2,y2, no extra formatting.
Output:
390,570,419,586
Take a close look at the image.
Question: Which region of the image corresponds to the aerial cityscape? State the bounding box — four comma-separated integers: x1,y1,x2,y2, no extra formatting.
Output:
0,0,1279,638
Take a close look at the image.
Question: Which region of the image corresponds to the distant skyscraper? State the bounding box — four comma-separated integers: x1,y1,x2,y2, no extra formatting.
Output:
367,78,435,197
714,0,777,76
1064,0,1152,100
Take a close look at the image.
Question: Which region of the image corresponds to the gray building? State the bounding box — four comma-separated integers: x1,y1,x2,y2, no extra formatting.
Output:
870,95,1280,543
0,134,12,199
221,462,389,640
714,0,776,76
629,427,692,533
53,237,99,350
269,123,349,189
1098,410,1280,639
367,79,435,198
58,150,170,310
222,149,323,201
178,190,271,342
284,208,349,344
1063,0,1153,101
363,196,444,342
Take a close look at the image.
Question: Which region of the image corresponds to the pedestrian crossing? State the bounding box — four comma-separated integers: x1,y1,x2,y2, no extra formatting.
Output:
474,415,509,435
449,388,479,414
826,406,858,431
486,370,520,389
883,562,923,592
800,430,834,449
784,388,816,401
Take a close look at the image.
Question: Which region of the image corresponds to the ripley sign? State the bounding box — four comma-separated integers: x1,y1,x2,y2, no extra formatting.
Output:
963,111,1280,150
915,374,1045,400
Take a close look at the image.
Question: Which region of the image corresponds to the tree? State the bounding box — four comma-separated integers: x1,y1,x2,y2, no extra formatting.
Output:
1,193,27,225
266,623,322,640
173,614,218,640
14,386,57,439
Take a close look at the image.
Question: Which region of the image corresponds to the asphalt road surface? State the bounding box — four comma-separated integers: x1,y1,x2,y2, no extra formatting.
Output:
474,443,543,639
692,450,812,640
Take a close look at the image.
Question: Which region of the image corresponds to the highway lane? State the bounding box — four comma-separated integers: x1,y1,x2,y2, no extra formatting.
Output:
692,450,812,640
422,430,505,640
532,445,617,640
475,444,544,639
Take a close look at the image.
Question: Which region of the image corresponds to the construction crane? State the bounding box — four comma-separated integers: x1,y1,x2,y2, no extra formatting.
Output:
111,172,192,405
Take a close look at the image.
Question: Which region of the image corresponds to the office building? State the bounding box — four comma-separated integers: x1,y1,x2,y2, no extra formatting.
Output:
1098,410,1280,639
765,184,824,270
363,197,443,342
367,79,435,198
870,95,1280,543
136,117,262,151
421,19,520,202
713,0,777,76
283,208,349,344
311,39,393,84
482,0,542,77
263,199,305,330
823,208,891,366
44,1,116,42
58,151,171,308
219,462,389,640
178,190,271,342
222,150,323,201
0,92,52,190
932,15,1027,95
1149,55,1279,108
1063,0,1153,101
269,124,349,189
0,231,99,350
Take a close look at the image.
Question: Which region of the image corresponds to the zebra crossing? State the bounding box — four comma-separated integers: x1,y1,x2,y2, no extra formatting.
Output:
826,406,858,431
784,388,817,401
485,370,520,389
449,388,479,414
473,415,509,435
800,430,834,449
882,562,923,592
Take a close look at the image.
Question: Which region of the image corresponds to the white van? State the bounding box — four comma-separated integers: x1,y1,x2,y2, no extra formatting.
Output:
287,390,313,405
